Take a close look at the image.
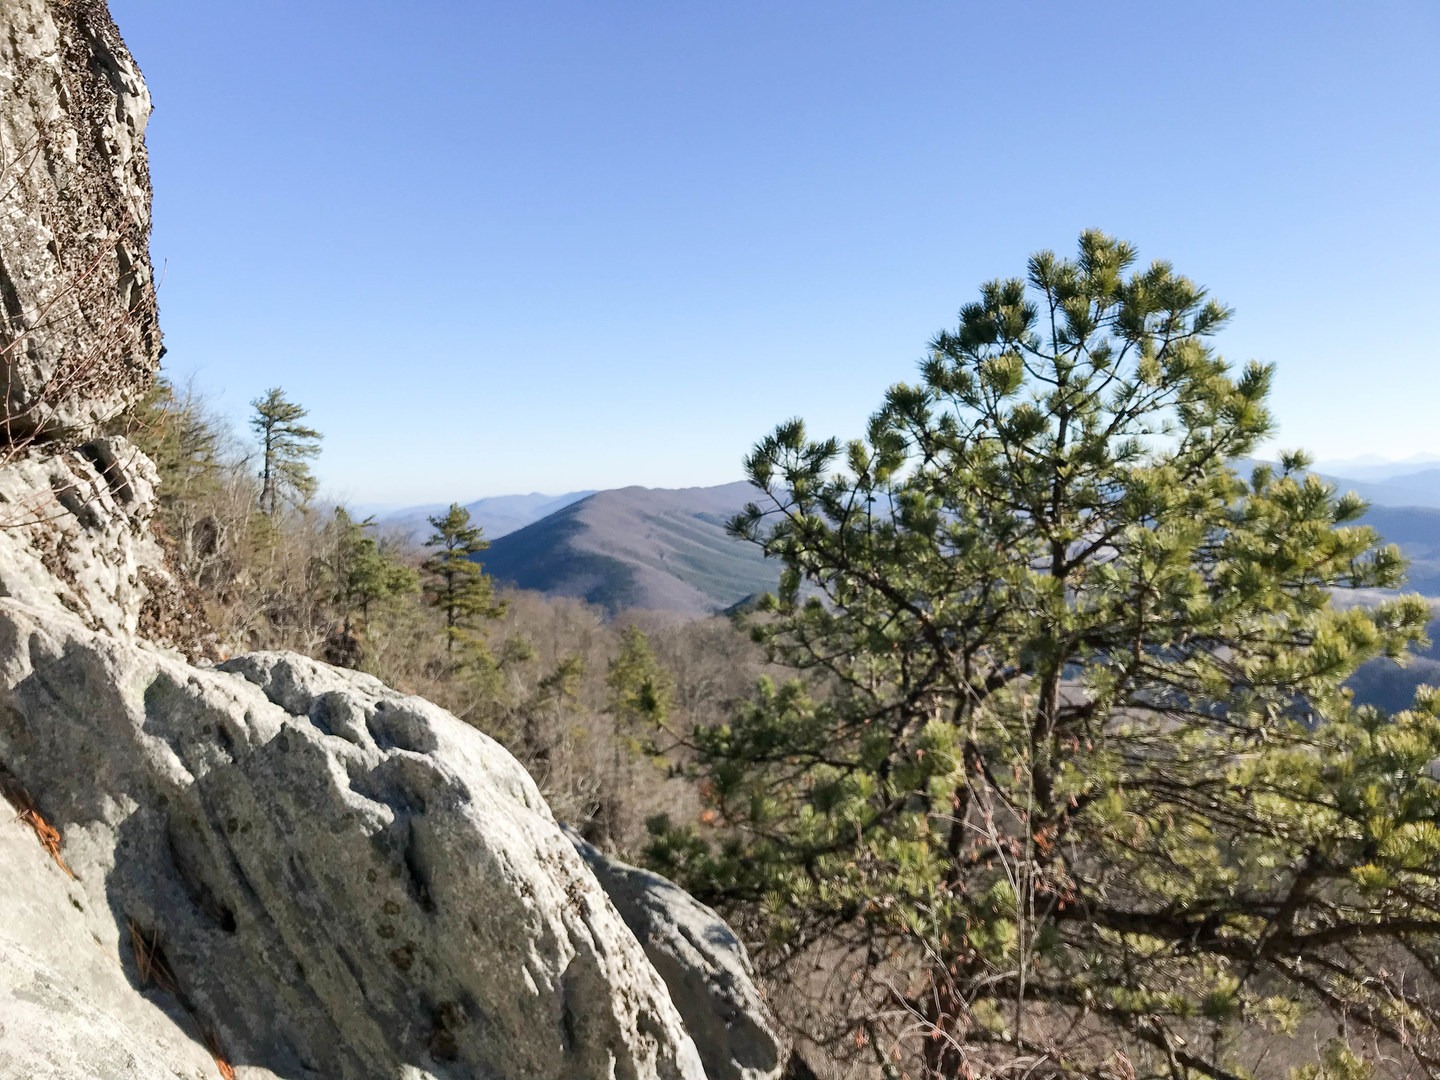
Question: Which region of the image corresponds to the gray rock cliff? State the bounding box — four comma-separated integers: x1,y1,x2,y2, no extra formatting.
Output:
0,608,707,1078
0,0,160,441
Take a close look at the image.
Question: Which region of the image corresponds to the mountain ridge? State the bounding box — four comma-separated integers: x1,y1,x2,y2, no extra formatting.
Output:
383,490,595,541
471,465,1440,618
480,481,775,616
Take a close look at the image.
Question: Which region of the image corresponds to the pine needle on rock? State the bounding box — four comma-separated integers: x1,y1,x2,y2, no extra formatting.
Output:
0,771,76,878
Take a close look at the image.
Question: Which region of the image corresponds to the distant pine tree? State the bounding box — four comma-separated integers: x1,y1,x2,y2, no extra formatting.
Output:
327,507,419,623
422,503,504,653
250,388,321,515
589,624,674,846
126,377,227,576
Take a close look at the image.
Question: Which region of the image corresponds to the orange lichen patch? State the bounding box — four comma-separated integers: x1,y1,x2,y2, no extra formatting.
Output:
1,773,76,878
127,919,179,997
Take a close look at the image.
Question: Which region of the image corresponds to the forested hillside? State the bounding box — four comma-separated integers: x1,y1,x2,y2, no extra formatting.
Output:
480,482,775,615
120,381,776,856
100,246,1440,1080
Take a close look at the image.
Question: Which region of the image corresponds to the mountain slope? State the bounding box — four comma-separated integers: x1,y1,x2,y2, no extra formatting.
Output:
384,490,594,541
1360,505,1440,595
480,482,775,616
476,477,1440,618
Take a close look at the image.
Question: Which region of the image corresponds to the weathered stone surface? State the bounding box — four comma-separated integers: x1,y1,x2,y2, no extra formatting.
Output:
0,434,167,638
0,812,226,1080
570,828,786,1080
0,604,707,1079
0,0,161,442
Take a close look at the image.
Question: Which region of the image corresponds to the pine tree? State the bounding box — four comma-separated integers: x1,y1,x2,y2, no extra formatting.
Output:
606,624,672,733
421,503,504,653
649,232,1440,1080
327,507,419,623
130,377,222,511
126,377,226,574
590,625,673,845
250,387,322,515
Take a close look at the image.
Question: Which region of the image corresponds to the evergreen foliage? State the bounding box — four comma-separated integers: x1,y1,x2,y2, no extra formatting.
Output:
125,377,246,586
250,387,322,515
325,507,419,623
586,624,675,846
607,624,673,734
649,232,1440,1080
129,377,223,516
422,503,504,653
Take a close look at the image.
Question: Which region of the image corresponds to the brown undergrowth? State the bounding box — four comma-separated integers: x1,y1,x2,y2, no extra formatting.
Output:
127,919,179,997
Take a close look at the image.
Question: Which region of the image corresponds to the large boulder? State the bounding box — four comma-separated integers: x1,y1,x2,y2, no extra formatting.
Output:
0,0,161,443
0,603,708,1079
569,829,785,1080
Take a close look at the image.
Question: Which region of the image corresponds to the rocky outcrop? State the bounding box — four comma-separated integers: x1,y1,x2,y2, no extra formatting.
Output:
570,829,785,1080
0,803,220,1080
0,606,708,1078
0,0,160,442
0,434,165,636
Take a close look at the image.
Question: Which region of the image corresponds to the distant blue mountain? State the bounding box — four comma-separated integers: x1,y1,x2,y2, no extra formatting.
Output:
1334,469,1440,511
1238,459,1440,512
382,491,595,541
480,482,773,617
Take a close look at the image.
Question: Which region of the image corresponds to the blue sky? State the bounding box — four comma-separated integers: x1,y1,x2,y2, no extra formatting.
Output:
108,1,1440,506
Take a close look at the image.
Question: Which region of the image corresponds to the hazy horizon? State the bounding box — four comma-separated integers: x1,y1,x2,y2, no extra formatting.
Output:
333,455,1440,519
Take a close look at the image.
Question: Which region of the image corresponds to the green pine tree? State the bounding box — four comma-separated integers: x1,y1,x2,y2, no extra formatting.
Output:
250,387,322,515
126,377,223,538
606,624,672,734
327,507,419,622
421,503,504,653
649,232,1439,1080
588,625,673,845
129,377,222,512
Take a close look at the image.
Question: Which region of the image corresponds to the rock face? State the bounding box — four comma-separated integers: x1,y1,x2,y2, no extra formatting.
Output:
570,829,785,1080
0,802,220,1080
0,434,165,636
0,605,708,1079
0,0,161,441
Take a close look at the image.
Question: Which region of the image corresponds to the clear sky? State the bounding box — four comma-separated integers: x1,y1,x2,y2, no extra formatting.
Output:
107,1,1440,506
